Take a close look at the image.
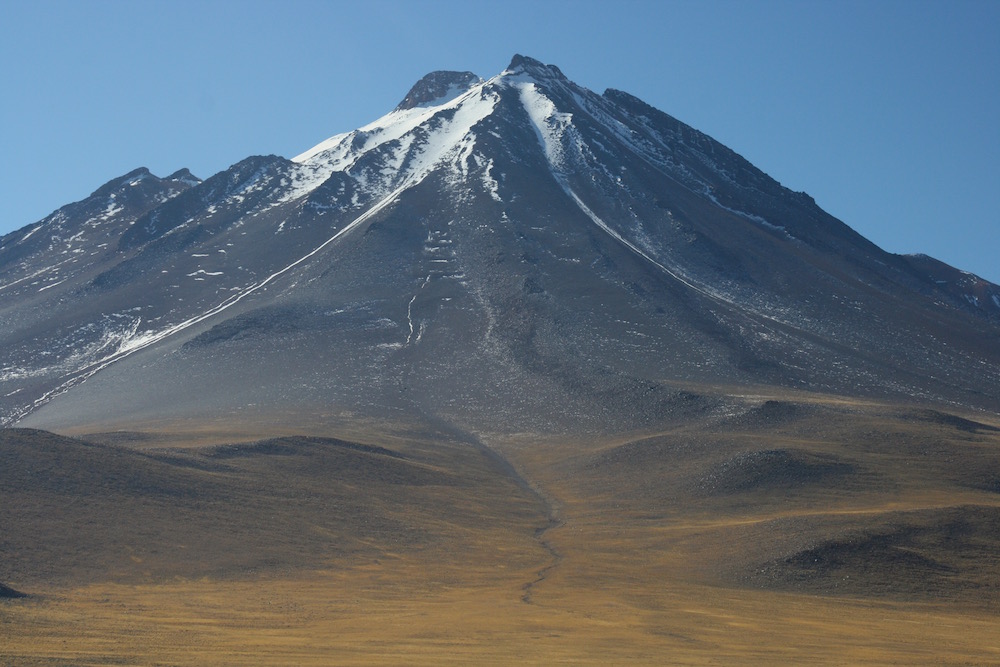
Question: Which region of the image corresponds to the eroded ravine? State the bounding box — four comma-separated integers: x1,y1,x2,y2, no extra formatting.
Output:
465,434,565,605
414,413,566,605
517,476,563,604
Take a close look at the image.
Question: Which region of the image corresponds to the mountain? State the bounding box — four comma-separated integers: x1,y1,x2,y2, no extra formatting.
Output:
1,54,998,434
4,55,1000,664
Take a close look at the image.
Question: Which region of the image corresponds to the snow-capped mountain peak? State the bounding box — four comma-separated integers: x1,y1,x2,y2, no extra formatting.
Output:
2,56,998,432
504,54,568,81
395,70,483,111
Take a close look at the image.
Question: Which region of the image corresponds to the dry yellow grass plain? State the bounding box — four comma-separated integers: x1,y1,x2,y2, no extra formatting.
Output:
3,394,1000,665
4,529,998,665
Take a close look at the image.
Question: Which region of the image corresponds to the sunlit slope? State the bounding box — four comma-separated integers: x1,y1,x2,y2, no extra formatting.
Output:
4,57,999,434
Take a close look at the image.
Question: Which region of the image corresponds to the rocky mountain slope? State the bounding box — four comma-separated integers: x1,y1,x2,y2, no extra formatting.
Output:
2,55,997,434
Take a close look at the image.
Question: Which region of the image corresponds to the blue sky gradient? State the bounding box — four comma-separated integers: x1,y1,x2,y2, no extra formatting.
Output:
2,0,997,282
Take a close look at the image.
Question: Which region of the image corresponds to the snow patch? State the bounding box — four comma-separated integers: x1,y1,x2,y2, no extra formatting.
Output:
518,82,573,167
702,189,794,239
37,279,66,292
0,258,74,292
479,156,502,202
20,225,43,242
286,79,497,208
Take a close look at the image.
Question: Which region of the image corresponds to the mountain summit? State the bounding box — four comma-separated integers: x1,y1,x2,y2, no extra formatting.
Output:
396,70,482,110
1,56,998,433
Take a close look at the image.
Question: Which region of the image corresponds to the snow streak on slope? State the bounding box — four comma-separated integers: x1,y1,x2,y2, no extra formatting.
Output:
203,82,502,215
5,84,502,426
516,81,574,166
514,79,736,310
5,180,416,425
292,83,497,188
509,71,828,337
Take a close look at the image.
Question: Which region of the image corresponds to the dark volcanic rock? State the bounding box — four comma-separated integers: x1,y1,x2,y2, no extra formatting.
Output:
0,582,27,598
748,506,1000,600
914,409,1000,433
699,448,855,495
396,70,481,110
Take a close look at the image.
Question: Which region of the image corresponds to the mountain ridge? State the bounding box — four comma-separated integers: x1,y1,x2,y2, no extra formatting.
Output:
1,56,998,433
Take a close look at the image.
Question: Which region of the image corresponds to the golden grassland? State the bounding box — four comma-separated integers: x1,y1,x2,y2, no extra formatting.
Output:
3,394,1000,665
4,530,998,665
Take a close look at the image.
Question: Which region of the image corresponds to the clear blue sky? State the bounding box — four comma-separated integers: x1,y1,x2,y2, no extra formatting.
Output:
2,0,997,282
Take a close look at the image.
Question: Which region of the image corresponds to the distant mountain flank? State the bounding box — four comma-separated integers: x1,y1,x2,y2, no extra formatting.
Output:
1,55,997,433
